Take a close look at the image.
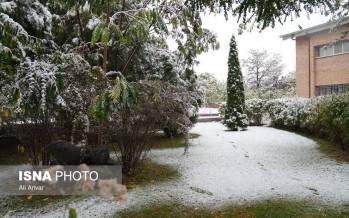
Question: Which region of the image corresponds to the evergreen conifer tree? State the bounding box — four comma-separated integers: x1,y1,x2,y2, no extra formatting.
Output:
224,34,248,130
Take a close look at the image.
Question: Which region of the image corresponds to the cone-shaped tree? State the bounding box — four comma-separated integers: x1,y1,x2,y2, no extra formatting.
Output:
224,34,248,131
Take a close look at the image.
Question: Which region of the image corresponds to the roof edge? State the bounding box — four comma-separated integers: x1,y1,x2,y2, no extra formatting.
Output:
280,17,349,40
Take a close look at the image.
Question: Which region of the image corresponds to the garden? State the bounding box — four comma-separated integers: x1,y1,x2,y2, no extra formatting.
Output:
1,0,349,217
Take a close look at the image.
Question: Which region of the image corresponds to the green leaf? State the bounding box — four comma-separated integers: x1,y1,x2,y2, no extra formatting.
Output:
109,23,122,40
68,208,77,218
101,29,110,47
110,78,121,104
121,79,128,104
91,23,104,46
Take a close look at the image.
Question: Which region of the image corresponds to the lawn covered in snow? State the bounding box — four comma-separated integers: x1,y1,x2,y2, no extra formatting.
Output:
10,122,349,217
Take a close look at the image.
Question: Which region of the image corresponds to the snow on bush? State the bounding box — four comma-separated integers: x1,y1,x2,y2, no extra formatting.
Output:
25,0,52,33
245,98,265,126
262,94,349,149
224,109,248,130
0,12,29,57
305,94,349,149
265,97,314,129
0,1,16,13
14,60,60,114
86,16,101,30
0,0,52,36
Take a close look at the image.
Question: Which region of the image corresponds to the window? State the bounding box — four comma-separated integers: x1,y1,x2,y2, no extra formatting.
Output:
325,45,334,56
319,46,326,57
316,40,349,58
315,84,349,96
334,42,343,54
344,41,349,52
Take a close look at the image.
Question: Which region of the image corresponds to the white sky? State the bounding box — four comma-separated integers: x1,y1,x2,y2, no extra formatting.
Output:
194,13,330,81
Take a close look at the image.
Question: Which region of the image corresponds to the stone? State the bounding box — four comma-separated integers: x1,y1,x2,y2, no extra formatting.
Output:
46,141,81,165
46,141,110,165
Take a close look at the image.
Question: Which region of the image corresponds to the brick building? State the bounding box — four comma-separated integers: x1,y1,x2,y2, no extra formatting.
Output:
281,18,349,97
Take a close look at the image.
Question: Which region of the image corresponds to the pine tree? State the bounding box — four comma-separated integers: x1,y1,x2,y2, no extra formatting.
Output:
224,34,248,131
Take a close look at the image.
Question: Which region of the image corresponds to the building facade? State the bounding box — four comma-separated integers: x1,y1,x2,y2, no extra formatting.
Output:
281,18,349,97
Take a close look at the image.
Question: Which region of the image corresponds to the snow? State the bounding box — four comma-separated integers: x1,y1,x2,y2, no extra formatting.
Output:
265,97,318,127
0,13,29,39
15,60,59,113
11,122,349,217
106,71,121,78
198,107,219,115
25,1,52,33
72,37,79,45
86,16,101,30
83,1,90,12
0,1,52,34
0,1,16,13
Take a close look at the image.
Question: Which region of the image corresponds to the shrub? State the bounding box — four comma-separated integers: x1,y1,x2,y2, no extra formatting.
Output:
0,53,106,164
306,94,349,149
265,97,313,130
245,98,265,126
261,94,349,150
99,80,194,175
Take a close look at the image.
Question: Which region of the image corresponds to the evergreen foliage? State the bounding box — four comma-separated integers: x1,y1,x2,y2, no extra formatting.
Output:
186,0,335,31
224,35,247,131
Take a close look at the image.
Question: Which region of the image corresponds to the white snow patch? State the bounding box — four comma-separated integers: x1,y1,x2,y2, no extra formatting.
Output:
0,1,16,13
86,16,101,30
72,37,79,45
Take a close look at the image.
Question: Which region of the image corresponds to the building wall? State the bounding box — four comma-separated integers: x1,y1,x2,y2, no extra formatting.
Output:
315,54,349,86
295,24,349,97
296,37,310,97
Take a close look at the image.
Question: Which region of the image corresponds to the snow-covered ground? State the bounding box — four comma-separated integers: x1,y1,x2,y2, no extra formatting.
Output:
10,122,349,217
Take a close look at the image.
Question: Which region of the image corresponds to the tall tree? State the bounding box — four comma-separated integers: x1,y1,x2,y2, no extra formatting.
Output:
224,35,247,131
243,49,284,89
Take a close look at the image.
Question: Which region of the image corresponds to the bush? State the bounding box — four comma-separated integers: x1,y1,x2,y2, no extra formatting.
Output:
102,80,194,175
265,97,313,130
245,98,265,126
261,94,349,150
0,54,106,164
306,94,349,149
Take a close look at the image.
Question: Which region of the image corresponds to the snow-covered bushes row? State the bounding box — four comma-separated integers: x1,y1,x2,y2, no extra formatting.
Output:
251,95,349,150
245,97,314,128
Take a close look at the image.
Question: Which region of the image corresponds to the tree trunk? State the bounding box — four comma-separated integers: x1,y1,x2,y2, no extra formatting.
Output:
75,5,84,42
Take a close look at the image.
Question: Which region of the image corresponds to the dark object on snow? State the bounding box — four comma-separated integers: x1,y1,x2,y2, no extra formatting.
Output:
86,145,110,165
46,141,82,165
46,141,110,165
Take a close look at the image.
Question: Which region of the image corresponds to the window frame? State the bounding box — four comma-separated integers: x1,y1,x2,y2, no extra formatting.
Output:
315,84,349,96
343,40,349,53
316,40,349,58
